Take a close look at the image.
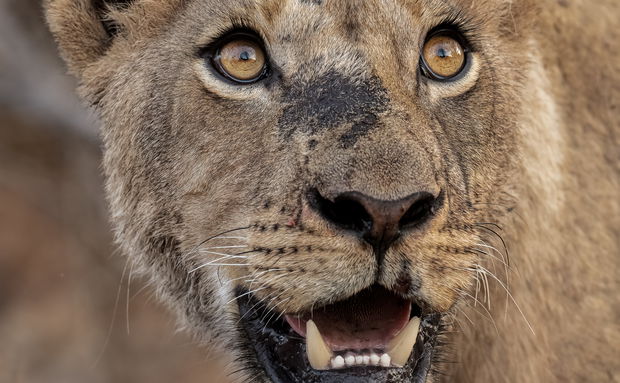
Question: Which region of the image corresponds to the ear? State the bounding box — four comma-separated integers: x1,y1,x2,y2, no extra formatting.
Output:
45,0,134,78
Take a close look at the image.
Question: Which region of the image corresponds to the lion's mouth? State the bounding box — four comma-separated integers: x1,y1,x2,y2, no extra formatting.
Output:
237,285,441,382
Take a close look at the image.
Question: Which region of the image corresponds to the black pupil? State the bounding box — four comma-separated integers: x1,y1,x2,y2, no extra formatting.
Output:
437,47,448,58
240,51,250,61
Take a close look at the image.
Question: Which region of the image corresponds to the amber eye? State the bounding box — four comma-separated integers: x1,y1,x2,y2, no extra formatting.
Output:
212,35,267,83
421,31,467,80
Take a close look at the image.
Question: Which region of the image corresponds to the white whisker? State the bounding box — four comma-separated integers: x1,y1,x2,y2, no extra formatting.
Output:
462,292,499,335
467,265,535,335
202,245,249,250
190,263,250,273
225,286,269,306
197,250,251,257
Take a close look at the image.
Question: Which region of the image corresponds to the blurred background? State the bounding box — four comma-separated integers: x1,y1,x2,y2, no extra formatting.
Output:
0,1,226,382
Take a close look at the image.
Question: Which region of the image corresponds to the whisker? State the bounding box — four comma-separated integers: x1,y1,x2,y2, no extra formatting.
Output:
476,242,508,266
189,255,252,273
468,265,535,335
202,245,249,250
475,222,504,231
247,270,293,292
237,289,280,324
126,262,134,335
197,250,252,257
186,226,252,258
194,263,250,269
478,239,511,317
469,247,501,279
225,286,269,306
271,297,292,323
455,306,474,326
260,289,293,331
462,292,499,335
474,224,511,266
227,268,287,285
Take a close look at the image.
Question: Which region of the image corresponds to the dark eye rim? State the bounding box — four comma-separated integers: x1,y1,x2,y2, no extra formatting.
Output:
420,27,471,82
201,30,270,85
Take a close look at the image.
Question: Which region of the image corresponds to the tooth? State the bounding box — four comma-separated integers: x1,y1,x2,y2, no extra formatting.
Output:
355,355,364,365
369,352,380,366
362,354,370,365
331,355,345,369
387,316,421,367
380,353,391,367
306,320,333,370
344,352,356,367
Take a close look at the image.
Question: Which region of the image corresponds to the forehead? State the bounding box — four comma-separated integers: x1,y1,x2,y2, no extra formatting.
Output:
186,0,480,45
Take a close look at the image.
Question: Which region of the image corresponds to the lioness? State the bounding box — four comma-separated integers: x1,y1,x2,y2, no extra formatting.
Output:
46,0,619,381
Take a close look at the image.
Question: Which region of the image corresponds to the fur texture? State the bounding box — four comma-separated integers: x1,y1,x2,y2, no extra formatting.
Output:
46,0,619,381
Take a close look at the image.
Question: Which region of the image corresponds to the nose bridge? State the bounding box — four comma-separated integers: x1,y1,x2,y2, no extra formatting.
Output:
280,54,440,201
278,68,390,141
315,120,440,202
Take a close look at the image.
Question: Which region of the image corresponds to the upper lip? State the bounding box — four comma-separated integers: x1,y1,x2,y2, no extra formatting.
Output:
236,284,442,382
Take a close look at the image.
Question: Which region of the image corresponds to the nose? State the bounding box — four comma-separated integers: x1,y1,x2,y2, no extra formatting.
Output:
309,189,441,255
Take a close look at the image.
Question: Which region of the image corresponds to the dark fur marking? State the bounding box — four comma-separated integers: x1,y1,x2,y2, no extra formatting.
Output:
308,139,318,149
339,113,380,148
341,4,361,41
278,70,389,146
150,235,181,256
394,259,415,295
94,0,135,37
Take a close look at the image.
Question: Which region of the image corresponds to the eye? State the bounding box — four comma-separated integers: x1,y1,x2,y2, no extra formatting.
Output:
420,30,468,81
210,33,268,84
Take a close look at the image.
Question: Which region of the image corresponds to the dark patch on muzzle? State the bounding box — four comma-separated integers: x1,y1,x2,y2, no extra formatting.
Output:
278,69,389,147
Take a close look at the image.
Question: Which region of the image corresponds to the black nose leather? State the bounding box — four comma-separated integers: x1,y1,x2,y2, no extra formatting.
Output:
310,189,440,255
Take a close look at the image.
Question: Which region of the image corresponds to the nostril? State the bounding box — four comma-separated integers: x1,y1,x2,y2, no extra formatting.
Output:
399,192,438,229
308,188,443,256
309,189,372,233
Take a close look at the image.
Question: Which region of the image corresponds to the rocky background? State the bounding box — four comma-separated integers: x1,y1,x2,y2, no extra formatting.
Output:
0,1,228,382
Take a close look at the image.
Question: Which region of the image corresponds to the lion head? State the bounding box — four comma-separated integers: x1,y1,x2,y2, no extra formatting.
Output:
46,0,619,381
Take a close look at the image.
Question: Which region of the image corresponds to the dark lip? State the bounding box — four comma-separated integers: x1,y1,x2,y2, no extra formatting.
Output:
236,288,441,383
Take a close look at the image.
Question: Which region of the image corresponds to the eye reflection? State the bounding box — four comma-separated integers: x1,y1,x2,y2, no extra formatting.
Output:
213,36,267,83
421,32,467,80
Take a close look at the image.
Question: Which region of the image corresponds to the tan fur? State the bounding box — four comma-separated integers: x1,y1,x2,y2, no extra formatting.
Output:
46,0,619,381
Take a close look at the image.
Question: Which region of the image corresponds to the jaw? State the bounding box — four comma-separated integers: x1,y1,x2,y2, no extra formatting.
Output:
236,285,443,383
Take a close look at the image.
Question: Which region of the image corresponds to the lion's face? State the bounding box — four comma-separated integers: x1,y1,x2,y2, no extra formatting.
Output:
48,0,533,381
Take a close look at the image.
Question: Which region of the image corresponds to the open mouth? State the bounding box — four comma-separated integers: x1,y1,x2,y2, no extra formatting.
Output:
237,285,441,382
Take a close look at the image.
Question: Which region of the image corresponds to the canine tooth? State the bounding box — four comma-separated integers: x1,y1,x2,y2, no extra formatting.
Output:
306,320,333,370
387,316,421,367
362,354,370,365
355,355,364,365
369,352,380,366
380,353,391,367
331,355,345,369
344,352,356,367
